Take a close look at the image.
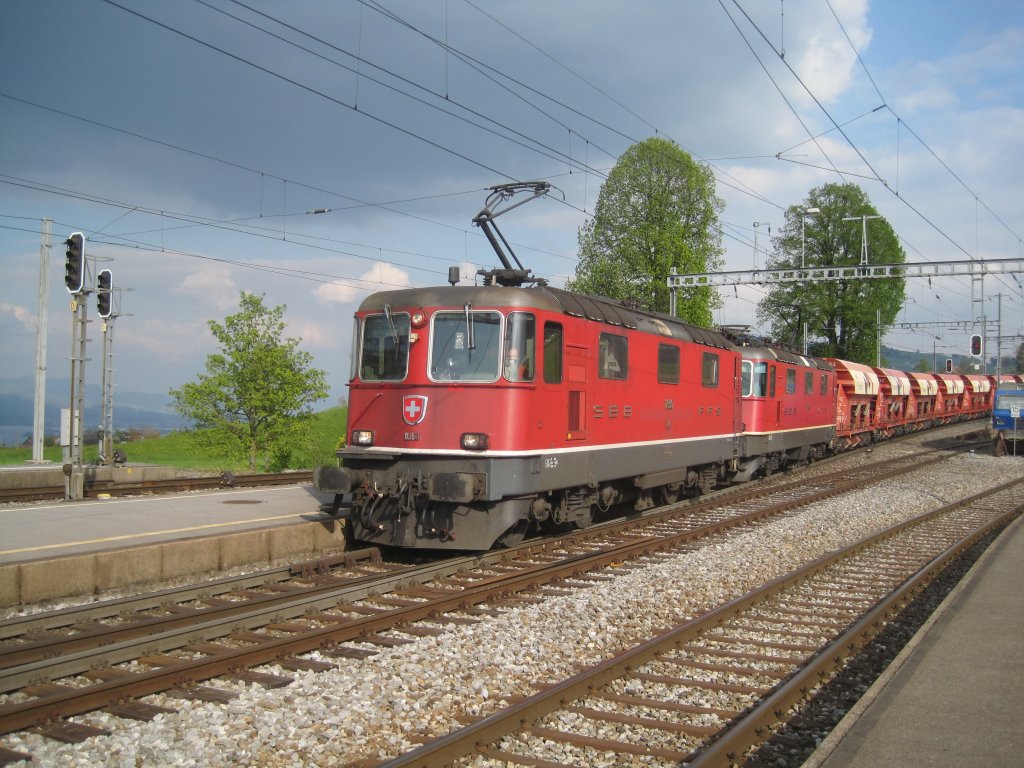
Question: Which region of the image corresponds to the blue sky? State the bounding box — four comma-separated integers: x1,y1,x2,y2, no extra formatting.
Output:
1,0,1022,409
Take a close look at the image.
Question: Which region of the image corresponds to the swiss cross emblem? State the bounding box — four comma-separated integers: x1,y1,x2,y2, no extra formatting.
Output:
402,395,428,425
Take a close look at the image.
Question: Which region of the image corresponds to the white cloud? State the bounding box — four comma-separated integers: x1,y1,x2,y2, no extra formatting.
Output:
122,317,211,362
794,0,872,104
287,319,335,350
0,303,36,331
313,262,412,304
171,263,239,312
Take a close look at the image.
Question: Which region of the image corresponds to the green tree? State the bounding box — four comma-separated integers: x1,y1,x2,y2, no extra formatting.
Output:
757,182,906,362
170,292,329,471
1016,342,1024,374
566,137,724,326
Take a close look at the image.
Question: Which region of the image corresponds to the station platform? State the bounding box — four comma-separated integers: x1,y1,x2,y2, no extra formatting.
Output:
806,512,1024,768
0,461,180,489
0,477,345,607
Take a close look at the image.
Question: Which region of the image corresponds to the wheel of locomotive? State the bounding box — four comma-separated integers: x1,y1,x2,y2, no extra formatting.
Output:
574,505,594,530
495,520,529,548
658,482,681,505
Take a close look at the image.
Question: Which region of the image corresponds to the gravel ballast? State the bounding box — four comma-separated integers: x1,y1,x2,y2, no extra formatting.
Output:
3,437,1021,766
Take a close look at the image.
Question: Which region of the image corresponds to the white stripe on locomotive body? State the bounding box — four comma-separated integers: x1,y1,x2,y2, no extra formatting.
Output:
741,425,833,437
350,431,742,459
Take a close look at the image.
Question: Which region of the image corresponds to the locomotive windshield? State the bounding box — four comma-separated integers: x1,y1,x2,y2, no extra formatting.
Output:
430,311,501,381
360,312,410,381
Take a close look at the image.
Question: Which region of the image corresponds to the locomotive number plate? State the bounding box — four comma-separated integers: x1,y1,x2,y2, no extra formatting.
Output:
404,432,420,441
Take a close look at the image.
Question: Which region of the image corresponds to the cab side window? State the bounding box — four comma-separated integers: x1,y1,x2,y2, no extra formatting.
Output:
544,322,563,384
701,352,719,388
504,312,536,382
658,344,680,384
599,333,628,380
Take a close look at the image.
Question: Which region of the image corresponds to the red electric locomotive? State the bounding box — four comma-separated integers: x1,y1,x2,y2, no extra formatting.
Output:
734,342,835,479
316,283,744,549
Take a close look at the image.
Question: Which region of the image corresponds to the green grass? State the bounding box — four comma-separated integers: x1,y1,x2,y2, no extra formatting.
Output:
0,406,348,471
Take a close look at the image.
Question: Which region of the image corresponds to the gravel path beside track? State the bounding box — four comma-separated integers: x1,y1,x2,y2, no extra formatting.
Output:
4,430,1021,766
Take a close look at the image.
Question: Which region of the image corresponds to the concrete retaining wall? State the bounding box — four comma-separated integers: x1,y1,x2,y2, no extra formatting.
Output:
0,519,347,607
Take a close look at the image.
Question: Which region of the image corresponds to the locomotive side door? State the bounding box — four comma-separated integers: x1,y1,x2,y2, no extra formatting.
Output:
770,364,780,430
565,341,588,441
732,355,743,456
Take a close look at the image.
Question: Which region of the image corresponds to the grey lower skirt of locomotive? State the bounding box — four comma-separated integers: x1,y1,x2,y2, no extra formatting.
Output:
313,432,791,552
315,451,580,551
992,384,1024,456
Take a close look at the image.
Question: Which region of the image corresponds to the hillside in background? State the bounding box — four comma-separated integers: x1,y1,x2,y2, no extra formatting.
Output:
0,375,186,446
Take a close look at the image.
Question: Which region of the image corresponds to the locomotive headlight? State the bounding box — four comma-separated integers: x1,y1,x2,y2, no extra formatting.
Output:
411,311,426,327
351,429,375,446
460,432,489,451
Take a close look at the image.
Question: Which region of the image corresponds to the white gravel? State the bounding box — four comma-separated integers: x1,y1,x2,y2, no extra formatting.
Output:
3,441,1021,767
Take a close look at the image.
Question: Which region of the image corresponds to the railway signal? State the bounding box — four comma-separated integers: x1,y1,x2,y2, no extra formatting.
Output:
970,334,983,357
97,269,112,318
64,232,85,293
945,358,953,373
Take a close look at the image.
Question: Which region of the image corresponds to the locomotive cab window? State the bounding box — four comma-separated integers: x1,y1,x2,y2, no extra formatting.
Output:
820,373,829,395
544,322,563,384
430,310,501,381
658,344,680,384
504,312,536,381
701,351,719,388
599,332,628,380
348,318,360,382
804,371,814,395
360,312,410,381
741,360,769,397
786,369,796,394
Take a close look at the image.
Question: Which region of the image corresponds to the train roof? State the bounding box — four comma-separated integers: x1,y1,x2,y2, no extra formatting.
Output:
357,284,738,351
736,346,834,370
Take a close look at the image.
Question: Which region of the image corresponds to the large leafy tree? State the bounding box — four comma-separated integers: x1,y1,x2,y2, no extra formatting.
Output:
757,182,906,363
566,137,724,326
171,292,329,471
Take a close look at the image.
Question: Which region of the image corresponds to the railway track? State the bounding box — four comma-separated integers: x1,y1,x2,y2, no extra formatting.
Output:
0,441,1000,763
377,479,1023,767
0,470,314,503
0,445,960,676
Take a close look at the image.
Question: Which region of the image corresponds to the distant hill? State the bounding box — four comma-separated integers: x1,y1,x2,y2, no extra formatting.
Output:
0,376,187,446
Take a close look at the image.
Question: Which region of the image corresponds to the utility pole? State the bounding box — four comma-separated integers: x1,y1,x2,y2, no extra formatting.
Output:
753,222,770,270
31,218,52,464
842,214,880,266
97,269,115,464
996,293,1002,379
63,233,88,500
876,309,881,366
